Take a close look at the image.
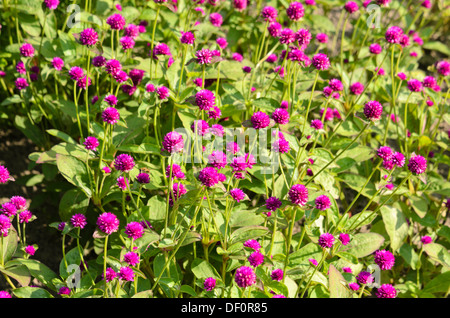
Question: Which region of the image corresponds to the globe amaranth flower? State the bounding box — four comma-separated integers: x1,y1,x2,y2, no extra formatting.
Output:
270,269,283,281
156,86,170,100
243,239,261,251
196,48,213,65
385,26,404,44
71,213,87,229
265,197,282,212
106,13,126,30
152,43,171,59
271,108,290,125
76,75,92,90
286,1,304,21
180,31,195,45
136,172,150,184
105,59,122,75
195,89,215,111
204,277,216,291
198,167,222,187
19,43,35,57
248,250,264,267
69,66,84,81
0,215,12,237
15,77,29,90
79,28,98,46
123,251,140,267
166,163,186,179
436,60,450,76
356,271,374,285
376,284,397,298
113,70,128,83
25,245,36,256
102,107,120,125
363,100,383,121
268,22,282,37
0,291,12,298
209,12,223,27
97,212,120,235
318,233,335,248
230,188,246,202
83,136,99,151
272,138,290,153
120,36,135,50
342,267,352,273
44,0,59,9
162,131,184,153
348,283,360,291
0,165,10,184
374,249,395,270
407,154,427,174
124,221,144,240
350,82,364,95
19,210,33,224
102,267,117,283
118,266,134,281
261,6,278,22
311,119,324,130
279,28,296,44
208,106,222,120
369,43,382,55
233,0,247,11
251,111,271,129
407,79,422,92
421,236,432,244
9,196,26,210
114,154,135,172
169,183,187,206
232,52,243,62
116,176,128,191
339,233,351,246
191,119,210,136
315,195,331,210
235,266,256,288
316,33,328,43
344,1,359,13
58,287,71,296
51,57,64,71
312,53,330,71
208,151,227,169
377,146,393,161
288,184,309,206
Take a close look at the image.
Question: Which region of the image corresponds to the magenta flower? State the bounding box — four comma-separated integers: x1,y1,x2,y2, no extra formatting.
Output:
118,266,134,281
421,236,432,244
114,154,135,172
102,267,117,282
407,79,422,92
1,202,17,217
123,252,140,266
15,77,29,90
286,1,304,21
19,43,35,57
97,212,120,235
196,48,213,65
198,167,222,187
105,59,122,75
316,33,328,43
70,213,87,229
309,258,318,266
344,1,359,13
374,249,395,270
156,86,170,100
195,89,215,111
243,239,261,251
248,250,264,267
191,119,210,136
279,28,296,44
120,36,135,50
124,222,144,240
25,245,36,256
209,12,223,27
58,287,71,295
356,271,374,285
0,165,10,184
79,28,98,46
270,269,284,281
261,6,278,22
233,0,247,11
162,131,184,153
376,284,397,298
204,277,216,291
385,26,404,44
363,100,383,121
19,210,33,223
0,215,12,237
180,31,195,45
288,184,309,206
234,266,256,288
318,233,335,248
296,28,312,49
102,107,120,125
52,57,64,71
311,119,324,130
436,60,450,76
92,55,106,67
230,188,246,202
106,13,126,30
265,197,282,211
407,155,427,175
312,53,330,71
268,22,282,37
348,283,360,291
272,138,290,153
166,163,186,179
339,233,351,245
169,183,187,206
136,172,150,184
350,82,364,95
116,176,128,190
369,43,382,54
251,111,271,129
315,195,331,210
83,136,99,151
44,0,60,9
272,108,290,125
377,146,393,160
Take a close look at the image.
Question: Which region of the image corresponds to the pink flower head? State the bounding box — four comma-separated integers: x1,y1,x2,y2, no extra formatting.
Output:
407,79,422,92
79,28,98,46
234,266,256,288
251,111,271,129
296,28,312,49
114,154,135,172
209,12,223,27
279,28,296,44
105,59,122,75
420,236,432,244
318,233,335,248
349,283,360,291
407,154,427,174
102,107,120,125
25,245,36,256
268,22,282,37
180,31,195,45
0,165,11,184
120,36,135,50
356,271,374,285
369,43,382,54
270,269,283,281
286,2,305,21
106,13,126,30
103,267,117,282
204,277,216,291
271,108,290,125
350,82,364,95
374,249,395,270
243,239,261,251
311,119,324,130
71,213,87,229
436,60,450,76
123,251,140,267
195,89,215,111
316,33,328,43
344,1,359,13
118,266,134,281
339,233,351,245
166,164,185,179
97,212,120,235
198,167,221,187
162,131,184,153
196,48,213,65
156,85,170,100
315,195,331,210
44,0,59,9
124,221,145,240
233,0,247,11
19,43,35,58
385,26,404,44
309,258,318,266
288,184,308,206
15,77,29,90
0,215,11,237
363,100,383,121
261,6,278,22
52,57,65,71
312,53,330,70
18,210,33,224
376,284,397,298
248,250,264,267
83,136,99,151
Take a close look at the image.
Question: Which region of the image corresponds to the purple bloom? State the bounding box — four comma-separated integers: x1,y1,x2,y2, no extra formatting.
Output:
1,202,17,217
58,287,71,295
69,66,84,80
272,108,290,125
316,33,328,43
374,249,395,270
311,119,324,130
113,70,128,83
385,26,404,44
105,59,122,75
318,233,335,248
15,77,29,90
230,188,246,202
344,1,359,13
103,267,117,282
234,266,256,288
407,155,427,175
272,138,290,153
339,233,351,245
421,236,432,244
286,1,305,21
44,0,59,9
83,136,99,151
208,151,227,169
123,252,140,267
356,271,374,285
342,267,352,273
156,86,170,100
261,6,278,22
196,48,213,65
70,213,87,229
350,82,364,95
349,283,360,291
118,266,135,281
97,212,120,235
288,184,309,206
114,154,135,172
76,75,92,90
369,43,382,54
116,176,128,190
279,28,296,44
19,210,33,223
180,31,195,45
204,277,216,291
19,43,35,57
248,250,264,267
312,53,330,71
136,172,150,184
106,13,126,30
265,197,282,211
102,107,120,125
124,222,144,240
52,57,64,71
120,36,135,50
251,111,271,129
377,146,393,160
296,28,312,49
191,119,210,136
198,167,221,187
104,94,118,106
162,131,184,153
232,52,243,62
209,12,223,27
166,164,186,179
243,239,261,251
195,89,215,111
376,284,397,298
315,195,331,210
363,100,383,121
309,258,318,266
268,22,282,37
436,60,450,76
79,28,98,46
407,79,422,92
0,215,12,237
25,245,36,256
169,183,187,206
271,269,283,281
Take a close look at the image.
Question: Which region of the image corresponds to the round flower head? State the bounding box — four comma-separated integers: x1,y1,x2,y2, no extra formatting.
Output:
169,183,187,206
251,111,271,129
83,136,99,151
166,164,186,180
265,197,282,211
272,108,290,125
339,233,351,245
114,154,135,172
120,36,135,50
162,131,184,153
103,267,117,282
233,0,247,11
316,33,328,43
421,236,432,244
105,59,122,75
208,107,222,120
391,152,405,168
350,82,364,95
377,146,393,160
152,43,171,59
242,66,251,73
230,188,246,202
52,57,64,71
279,28,296,44
248,250,264,267
436,60,450,76
198,167,221,187
0,215,12,237
97,212,120,235
58,287,71,295
113,70,128,83
312,53,330,71
124,221,144,240
288,184,309,206
71,213,87,229
348,283,360,291
191,119,210,136
196,48,213,65
0,291,12,298
407,79,422,92
286,1,305,21
25,245,36,256
136,172,150,184
123,252,140,267
156,86,170,100
207,151,227,169
315,195,331,210
102,107,120,125
107,13,126,30
19,43,35,57
234,266,256,288
363,100,383,121
1,202,17,217
243,239,261,251
8,196,25,211
92,55,106,67
195,89,215,111
311,119,324,130
209,12,223,27
204,277,216,291
118,266,134,281
309,258,318,266
369,43,382,55
385,26,404,44
15,77,29,90
76,75,92,90
374,249,395,270
318,233,335,248
261,6,278,22
344,1,359,13
216,37,228,49
117,176,128,190
407,155,427,175
69,66,84,80
268,22,282,37
44,0,59,9
271,269,283,281
232,52,243,62
272,138,290,153
180,31,195,45
356,271,374,285
79,28,98,46
104,94,118,106
376,284,397,298
19,210,33,224
376,0,391,5
296,28,312,49
342,267,352,273
0,165,10,184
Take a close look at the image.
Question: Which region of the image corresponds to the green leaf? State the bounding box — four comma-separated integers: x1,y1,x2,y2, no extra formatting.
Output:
190,259,221,281
289,242,323,267
230,225,269,245
59,188,90,221
422,271,450,294
329,264,351,298
15,116,47,148
380,205,409,252
423,41,450,56
0,228,18,264
8,259,58,291
423,243,450,268
341,232,385,258
13,287,54,298
46,129,77,144
398,243,420,270
0,264,31,287
56,154,92,197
